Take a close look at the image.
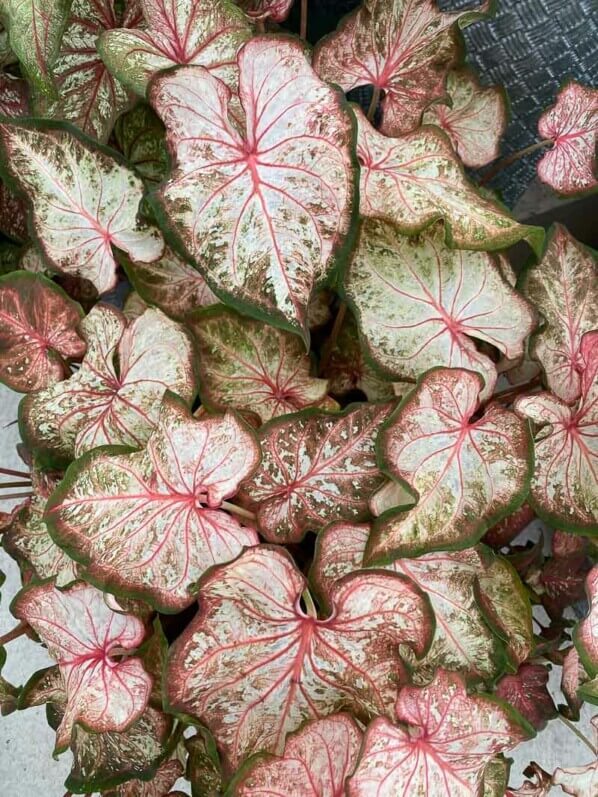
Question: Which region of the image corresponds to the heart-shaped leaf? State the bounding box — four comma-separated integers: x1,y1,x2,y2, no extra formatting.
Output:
148,37,357,339
0,72,28,116
369,367,532,561
166,545,433,771
0,272,85,392
20,304,195,465
495,664,556,731
345,220,536,397
237,0,293,22
313,0,489,137
47,391,260,612
422,67,507,168
188,304,330,423
354,110,542,253
0,121,164,294
514,331,598,533
347,669,532,797
537,81,598,195
239,401,392,543
520,224,597,403
575,566,598,677
99,0,252,97
0,645,18,716
12,581,152,752
231,714,362,796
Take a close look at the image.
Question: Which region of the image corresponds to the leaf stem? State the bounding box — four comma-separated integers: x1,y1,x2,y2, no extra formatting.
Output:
302,589,317,619
0,491,33,501
300,0,308,40
0,621,28,646
319,301,347,375
480,139,552,186
367,87,381,122
0,481,33,489
256,18,266,34
558,714,597,755
221,501,256,522
0,467,31,479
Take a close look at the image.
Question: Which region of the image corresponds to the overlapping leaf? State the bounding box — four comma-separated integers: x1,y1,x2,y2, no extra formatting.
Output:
495,665,556,731
99,0,252,96
354,109,542,252
0,71,28,116
313,0,489,136
345,221,535,396
422,67,507,168
149,37,356,338
237,0,293,22
166,546,433,771
0,272,85,392
12,581,152,751
106,758,184,797
47,391,260,611
232,714,362,796
0,121,164,294
575,566,598,677
114,104,169,186
520,224,597,403
189,305,330,423
347,670,531,797
239,401,392,542
537,81,598,195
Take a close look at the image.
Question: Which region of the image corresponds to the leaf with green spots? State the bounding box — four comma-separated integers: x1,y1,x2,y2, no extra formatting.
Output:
114,103,169,186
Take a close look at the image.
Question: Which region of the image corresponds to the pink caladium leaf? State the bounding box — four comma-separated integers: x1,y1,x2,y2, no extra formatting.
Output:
238,402,392,543
188,305,331,424
0,71,28,116
46,391,260,612
149,37,356,339
107,758,184,797
313,0,490,137
575,566,598,677
514,331,598,533
0,272,86,392
231,714,362,796
347,669,531,797
537,81,598,195
20,304,195,465
99,0,252,97
345,221,536,398
495,664,556,731
12,581,152,752
483,504,535,549
368,367,532,562
521,224,597,403
166,546,433,771
237,0,293,22
552,717,598,796
0,121,164,295
561,647,592,720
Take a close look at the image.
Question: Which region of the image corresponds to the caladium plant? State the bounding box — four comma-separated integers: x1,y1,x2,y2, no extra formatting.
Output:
0,1,596,794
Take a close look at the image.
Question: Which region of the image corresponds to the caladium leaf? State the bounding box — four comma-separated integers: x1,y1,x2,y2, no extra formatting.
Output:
313,0,489,137
506,763,552,797
514,331,598,533
166,545,433,771
0,121,164,295
345,221,536,396
0,645,19,716
239,402,392,543
561,647,588,719
552,717,598,797
237,0,293,22
0,272,85,392
369,479,414,517
520,224,597,403
114,103,168,186
231,714,362,796
149,37,357,339
482,757,510,797
537,81,598,195
186,731,223,797
0,0,71,96
347,669,531,797
189,305,330,424
99,0,252,97
575,566,598,677
368,367,532,561
20,304,196,465
18,663,66,710
0,180,27,242
483,504,535,549
0,72,28,116
495,664,556,731
12,581,152,752
106,758,184,797
123,247,218,321
47,391,260,612
422,67,507,168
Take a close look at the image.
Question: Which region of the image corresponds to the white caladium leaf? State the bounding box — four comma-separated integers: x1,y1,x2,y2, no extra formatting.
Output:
552,718,598,797
369,368,532,561
237,0,293,22
347,669,531,797
12,581,152,752
345,220,536,398
231,714,362,796
0,71,28,116
521,224,597,403
239,402,392,543
123,247,218,321
188,305,330,424
21,304,196,465
354,109,542,253
34,0,142,143
0,121,164,294
166,546,433,771
514,331,598,533
575,565,598,677
149,37,356,339
537,81,598,195
422,67,507,168
0,0,71,96
313,0,489,137
99,0,252,97
0,272,85,392
46,392,260,612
